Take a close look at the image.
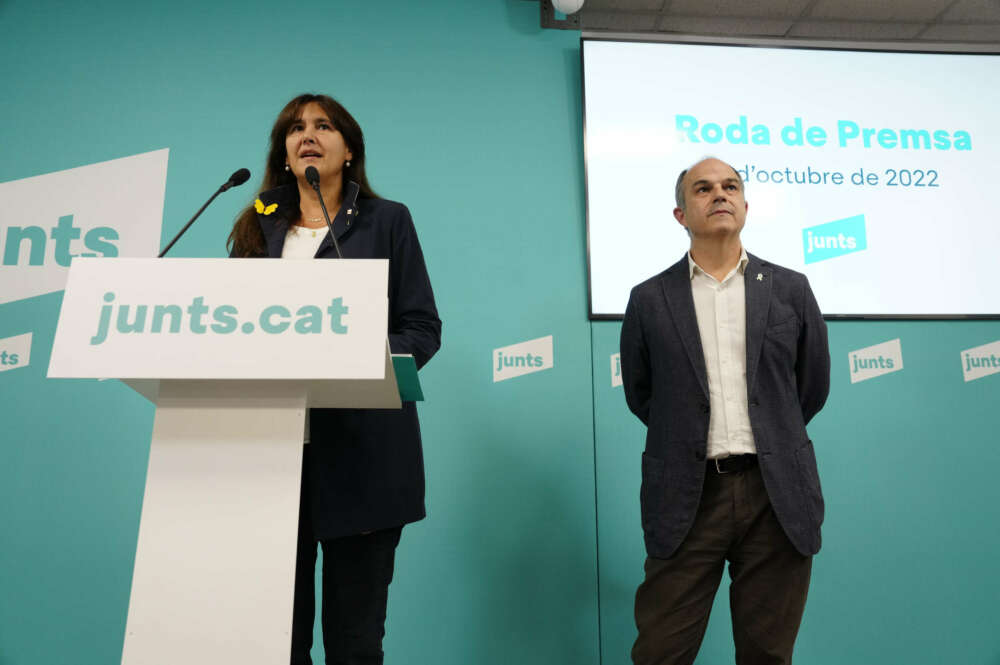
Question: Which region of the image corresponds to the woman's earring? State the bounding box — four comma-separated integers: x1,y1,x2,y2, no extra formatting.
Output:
284,163,290,171
345,160,351,167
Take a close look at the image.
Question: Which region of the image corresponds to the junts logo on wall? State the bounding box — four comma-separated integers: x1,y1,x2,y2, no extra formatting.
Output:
611,352,622,388
849,338,903,383
0,333,31,373
960,339,1000,382
493,335,553,382
0,149,168,306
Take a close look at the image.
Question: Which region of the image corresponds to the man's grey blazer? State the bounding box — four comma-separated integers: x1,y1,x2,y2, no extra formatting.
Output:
620,253,830,558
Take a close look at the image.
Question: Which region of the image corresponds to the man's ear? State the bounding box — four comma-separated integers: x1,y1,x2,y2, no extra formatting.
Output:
673,207,686,229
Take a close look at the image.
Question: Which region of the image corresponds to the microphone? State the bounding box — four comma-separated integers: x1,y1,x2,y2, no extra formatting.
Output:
158,168,251,258
304,165,321,187
221,167,251,191
304,166,343,259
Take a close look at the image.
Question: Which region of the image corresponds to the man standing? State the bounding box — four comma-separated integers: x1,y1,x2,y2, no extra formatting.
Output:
620,157,830,665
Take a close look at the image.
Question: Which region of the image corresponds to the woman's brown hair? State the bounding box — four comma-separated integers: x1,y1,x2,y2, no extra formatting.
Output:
227,94,378,257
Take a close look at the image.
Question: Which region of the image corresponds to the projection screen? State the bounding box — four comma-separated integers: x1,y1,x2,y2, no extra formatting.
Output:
583,38,1000,319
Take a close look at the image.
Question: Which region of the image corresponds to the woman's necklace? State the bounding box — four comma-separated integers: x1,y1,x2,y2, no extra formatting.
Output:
298,194,341,236
297,216,325,238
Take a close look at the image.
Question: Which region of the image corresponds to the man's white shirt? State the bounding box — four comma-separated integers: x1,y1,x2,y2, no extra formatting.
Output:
687,249,757,459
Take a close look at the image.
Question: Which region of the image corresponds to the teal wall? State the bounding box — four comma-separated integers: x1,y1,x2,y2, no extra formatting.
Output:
1,1,998,664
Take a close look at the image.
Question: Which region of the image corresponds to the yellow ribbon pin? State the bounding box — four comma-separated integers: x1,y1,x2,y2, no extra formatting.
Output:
254,198,278,215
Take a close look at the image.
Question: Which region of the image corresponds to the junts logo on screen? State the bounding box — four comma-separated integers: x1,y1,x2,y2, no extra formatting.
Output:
89,293,351,345
802,214,867,264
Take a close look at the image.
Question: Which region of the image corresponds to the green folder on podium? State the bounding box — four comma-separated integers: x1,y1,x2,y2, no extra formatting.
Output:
392,354,424,401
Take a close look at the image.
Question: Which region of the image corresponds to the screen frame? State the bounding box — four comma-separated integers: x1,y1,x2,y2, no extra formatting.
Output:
581,34,1000,321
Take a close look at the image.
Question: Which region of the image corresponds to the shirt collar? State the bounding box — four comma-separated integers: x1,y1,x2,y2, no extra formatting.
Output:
688,248,749,281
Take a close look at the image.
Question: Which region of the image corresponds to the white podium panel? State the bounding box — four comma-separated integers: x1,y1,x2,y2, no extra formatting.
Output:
49,257,390,380
121,382,305,665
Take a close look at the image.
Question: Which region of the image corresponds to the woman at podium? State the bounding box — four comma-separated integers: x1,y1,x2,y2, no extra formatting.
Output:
227,93,441,665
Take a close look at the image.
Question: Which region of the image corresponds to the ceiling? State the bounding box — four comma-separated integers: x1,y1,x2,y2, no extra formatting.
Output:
542,0,1000,47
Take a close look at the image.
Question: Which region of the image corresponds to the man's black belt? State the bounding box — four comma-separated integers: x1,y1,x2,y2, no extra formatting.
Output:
708,454,758,474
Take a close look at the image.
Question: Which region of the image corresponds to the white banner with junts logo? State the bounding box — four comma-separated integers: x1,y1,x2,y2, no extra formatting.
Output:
961,339,1000,382
493,335,553,383
610,352,622,388
48,258,389,380
0,150,168,306
848,338,904,384
0,332,32,373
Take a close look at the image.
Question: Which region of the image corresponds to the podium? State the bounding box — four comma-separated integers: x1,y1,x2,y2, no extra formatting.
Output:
48,258,418,665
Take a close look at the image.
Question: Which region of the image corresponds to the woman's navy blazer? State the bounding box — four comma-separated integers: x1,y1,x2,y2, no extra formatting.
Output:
251,183,441,539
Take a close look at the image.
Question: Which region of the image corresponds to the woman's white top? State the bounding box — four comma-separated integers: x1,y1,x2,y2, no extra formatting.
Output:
281,225,327,259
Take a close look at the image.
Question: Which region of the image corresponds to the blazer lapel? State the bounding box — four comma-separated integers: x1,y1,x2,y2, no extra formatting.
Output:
313,203,351,257
744,253,772,396
313,181,361,257
659,258,709,400
254,185,295,258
